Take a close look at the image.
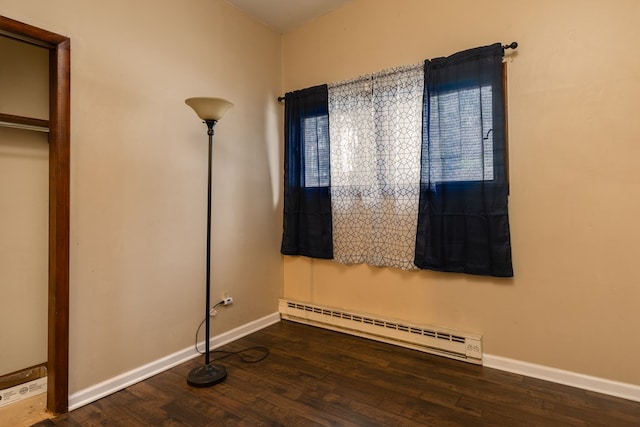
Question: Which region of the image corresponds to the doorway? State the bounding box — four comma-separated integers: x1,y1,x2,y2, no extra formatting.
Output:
0,16,70,414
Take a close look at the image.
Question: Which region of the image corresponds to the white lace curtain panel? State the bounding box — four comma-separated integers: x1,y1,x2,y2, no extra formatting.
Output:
328,64,424,270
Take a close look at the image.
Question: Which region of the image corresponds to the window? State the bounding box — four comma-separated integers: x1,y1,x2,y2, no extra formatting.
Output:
427,84,494,183
283,43,513,277
303,115,330,187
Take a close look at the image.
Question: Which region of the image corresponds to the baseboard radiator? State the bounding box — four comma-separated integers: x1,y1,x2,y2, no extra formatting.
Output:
279,299,482,364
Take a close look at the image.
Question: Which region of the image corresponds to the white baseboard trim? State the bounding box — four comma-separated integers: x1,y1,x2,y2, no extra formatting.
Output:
68,312,281,411
484,354,640,403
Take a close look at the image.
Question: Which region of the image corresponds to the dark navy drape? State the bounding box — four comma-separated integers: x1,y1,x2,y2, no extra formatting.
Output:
281,85,334,259
414,43,513,277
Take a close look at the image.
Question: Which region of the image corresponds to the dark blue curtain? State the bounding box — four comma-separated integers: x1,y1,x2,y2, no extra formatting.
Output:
281,85,334,259
414,44,513,277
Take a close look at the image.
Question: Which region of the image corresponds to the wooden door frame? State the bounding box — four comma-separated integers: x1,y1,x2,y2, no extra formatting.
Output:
0,16,70,414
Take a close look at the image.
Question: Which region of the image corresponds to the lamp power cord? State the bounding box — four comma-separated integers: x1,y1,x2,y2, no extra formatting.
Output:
194,300,270,364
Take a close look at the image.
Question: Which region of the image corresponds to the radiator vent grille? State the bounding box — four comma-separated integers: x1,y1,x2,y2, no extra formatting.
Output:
279,299,482,364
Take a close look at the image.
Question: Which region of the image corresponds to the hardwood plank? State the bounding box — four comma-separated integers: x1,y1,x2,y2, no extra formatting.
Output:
32,321,640,426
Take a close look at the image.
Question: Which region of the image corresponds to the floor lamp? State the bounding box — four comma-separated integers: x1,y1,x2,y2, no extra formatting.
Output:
185,97,233,387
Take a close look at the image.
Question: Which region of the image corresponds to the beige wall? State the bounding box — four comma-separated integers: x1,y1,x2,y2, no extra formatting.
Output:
282,0,640,386
0,37,49,375
0,0,283,393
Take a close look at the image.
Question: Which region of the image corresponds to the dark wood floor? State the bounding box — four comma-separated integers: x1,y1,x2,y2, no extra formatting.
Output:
34,320,640,426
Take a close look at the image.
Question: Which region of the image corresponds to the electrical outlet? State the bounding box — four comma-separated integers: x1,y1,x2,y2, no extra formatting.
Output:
222,296,233,306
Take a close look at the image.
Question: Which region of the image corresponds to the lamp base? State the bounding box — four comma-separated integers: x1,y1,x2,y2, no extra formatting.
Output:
187,364,227,387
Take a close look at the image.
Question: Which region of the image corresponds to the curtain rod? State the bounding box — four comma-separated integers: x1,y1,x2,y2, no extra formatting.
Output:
277,41,518,102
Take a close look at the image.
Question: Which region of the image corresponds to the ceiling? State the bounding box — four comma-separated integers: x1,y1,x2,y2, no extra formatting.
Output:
225,0,352,33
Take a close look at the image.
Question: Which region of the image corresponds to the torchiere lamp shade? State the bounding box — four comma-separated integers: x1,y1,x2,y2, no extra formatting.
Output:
185,97,234,121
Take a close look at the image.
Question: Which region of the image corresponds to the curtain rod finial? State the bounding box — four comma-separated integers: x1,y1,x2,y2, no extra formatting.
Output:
503,42,518,50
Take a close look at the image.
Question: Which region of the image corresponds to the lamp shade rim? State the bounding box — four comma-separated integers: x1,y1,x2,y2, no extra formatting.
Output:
185,97,234,121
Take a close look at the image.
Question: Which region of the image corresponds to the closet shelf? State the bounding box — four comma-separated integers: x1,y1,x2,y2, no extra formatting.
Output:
0,112,50,133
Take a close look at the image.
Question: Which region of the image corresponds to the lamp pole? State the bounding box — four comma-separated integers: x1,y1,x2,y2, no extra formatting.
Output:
204,119,216,367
